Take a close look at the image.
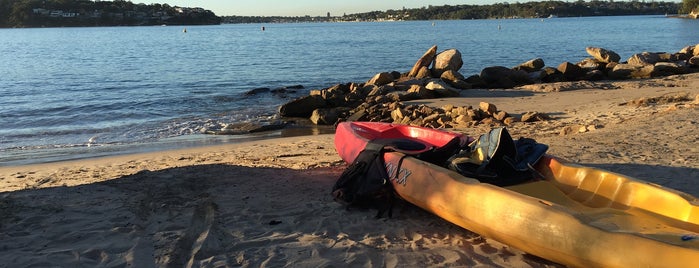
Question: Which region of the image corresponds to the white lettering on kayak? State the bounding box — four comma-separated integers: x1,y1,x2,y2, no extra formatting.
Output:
385,162,411,186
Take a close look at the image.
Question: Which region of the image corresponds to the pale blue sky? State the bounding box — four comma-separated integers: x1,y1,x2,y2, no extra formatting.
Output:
137,1,491,17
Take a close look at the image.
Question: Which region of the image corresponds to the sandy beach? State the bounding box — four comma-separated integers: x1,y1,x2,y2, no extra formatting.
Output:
1,74,697,267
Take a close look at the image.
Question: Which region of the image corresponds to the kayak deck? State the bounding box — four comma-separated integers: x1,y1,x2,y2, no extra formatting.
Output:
532,156,699,230
383,152,699,268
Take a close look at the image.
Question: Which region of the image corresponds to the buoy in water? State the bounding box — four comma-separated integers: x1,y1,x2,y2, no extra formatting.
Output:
183,28,187,33
261,26,265,31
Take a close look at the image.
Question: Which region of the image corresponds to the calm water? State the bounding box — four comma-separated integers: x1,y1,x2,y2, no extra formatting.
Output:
1,15,698,165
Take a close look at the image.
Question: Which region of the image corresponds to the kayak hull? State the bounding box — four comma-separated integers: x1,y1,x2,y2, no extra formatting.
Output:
335,122,699,268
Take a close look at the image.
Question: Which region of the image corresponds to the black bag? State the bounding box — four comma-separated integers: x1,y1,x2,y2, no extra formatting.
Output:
332,138,428,218
447,127,549,186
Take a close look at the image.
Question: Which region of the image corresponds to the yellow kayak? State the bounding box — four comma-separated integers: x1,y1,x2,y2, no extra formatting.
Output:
335,122,699,268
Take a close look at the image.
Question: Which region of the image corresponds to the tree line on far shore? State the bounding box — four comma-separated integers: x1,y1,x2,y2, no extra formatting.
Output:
222,0,683,24
0,0,220,28
1,0,692,28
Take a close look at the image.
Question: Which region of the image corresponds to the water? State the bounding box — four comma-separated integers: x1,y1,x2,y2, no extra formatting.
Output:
1,15,698,165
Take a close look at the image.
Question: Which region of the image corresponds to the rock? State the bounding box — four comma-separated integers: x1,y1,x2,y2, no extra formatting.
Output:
464,74,487,88
408,45,437,77
245,87,270,95
608,63,641,79
513,58,545,72
503,117,518,126
366,85,387,97
310,108,344,125
415,66,433,79
521,111,549,122
432,49,463,77
320,83,351,106
425,80,460,97
479,117,504,127
278,95,326,117
585,47,621,63
539,67,566,83
557,62,585,81
406,84,435,99
453,114,473,124
584,69,606,81
577,58,602,71
653,62,686,76
391,108,407,122
366,72,395,86
627,52,662,65
632,65,655,79
688,56,699,67
480,66,532,88
271,85,304,94
393,77,424,91
440,69,466,81
559,125,586,136
679,45,695,56
479,102,497,115
672,52,691,62
493,111,509,121
440,70,471,89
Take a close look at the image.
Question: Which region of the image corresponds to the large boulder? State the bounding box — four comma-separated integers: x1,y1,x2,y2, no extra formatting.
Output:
415,66,433,79
627,52,662,65
310,107,349,125
513,58,545,72
608,63,636,79
539,67,566,83
585,47,621,63
278,95,326,117
432,49,463,77
653,62,687,76
366,72,395,86
480,66,532,88
408,45,437,77
557,62,585,81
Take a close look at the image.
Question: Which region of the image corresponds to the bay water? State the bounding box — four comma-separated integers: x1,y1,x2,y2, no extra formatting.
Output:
1,15,698,165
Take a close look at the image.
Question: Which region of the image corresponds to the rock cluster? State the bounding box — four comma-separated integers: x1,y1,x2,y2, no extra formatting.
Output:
342,99,550,129
278,44,699,128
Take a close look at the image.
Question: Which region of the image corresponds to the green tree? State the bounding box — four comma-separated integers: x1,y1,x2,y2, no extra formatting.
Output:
682,0,699,13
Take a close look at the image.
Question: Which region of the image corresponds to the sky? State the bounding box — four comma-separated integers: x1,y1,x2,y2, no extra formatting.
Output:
136,1,492,17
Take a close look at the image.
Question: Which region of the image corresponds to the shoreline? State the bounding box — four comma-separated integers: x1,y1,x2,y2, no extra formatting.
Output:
0,124,335,167
0,74,697,267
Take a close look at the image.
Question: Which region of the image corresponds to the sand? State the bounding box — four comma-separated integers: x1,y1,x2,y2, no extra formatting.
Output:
0,73,697,267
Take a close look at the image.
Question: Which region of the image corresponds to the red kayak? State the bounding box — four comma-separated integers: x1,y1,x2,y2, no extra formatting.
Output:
334,121,472,165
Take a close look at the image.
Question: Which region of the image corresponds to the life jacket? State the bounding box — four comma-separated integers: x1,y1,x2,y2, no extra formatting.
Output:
331,137,464,218
447,127,549,186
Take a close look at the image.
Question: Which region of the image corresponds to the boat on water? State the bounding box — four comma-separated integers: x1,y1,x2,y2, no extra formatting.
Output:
334,121,699,268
